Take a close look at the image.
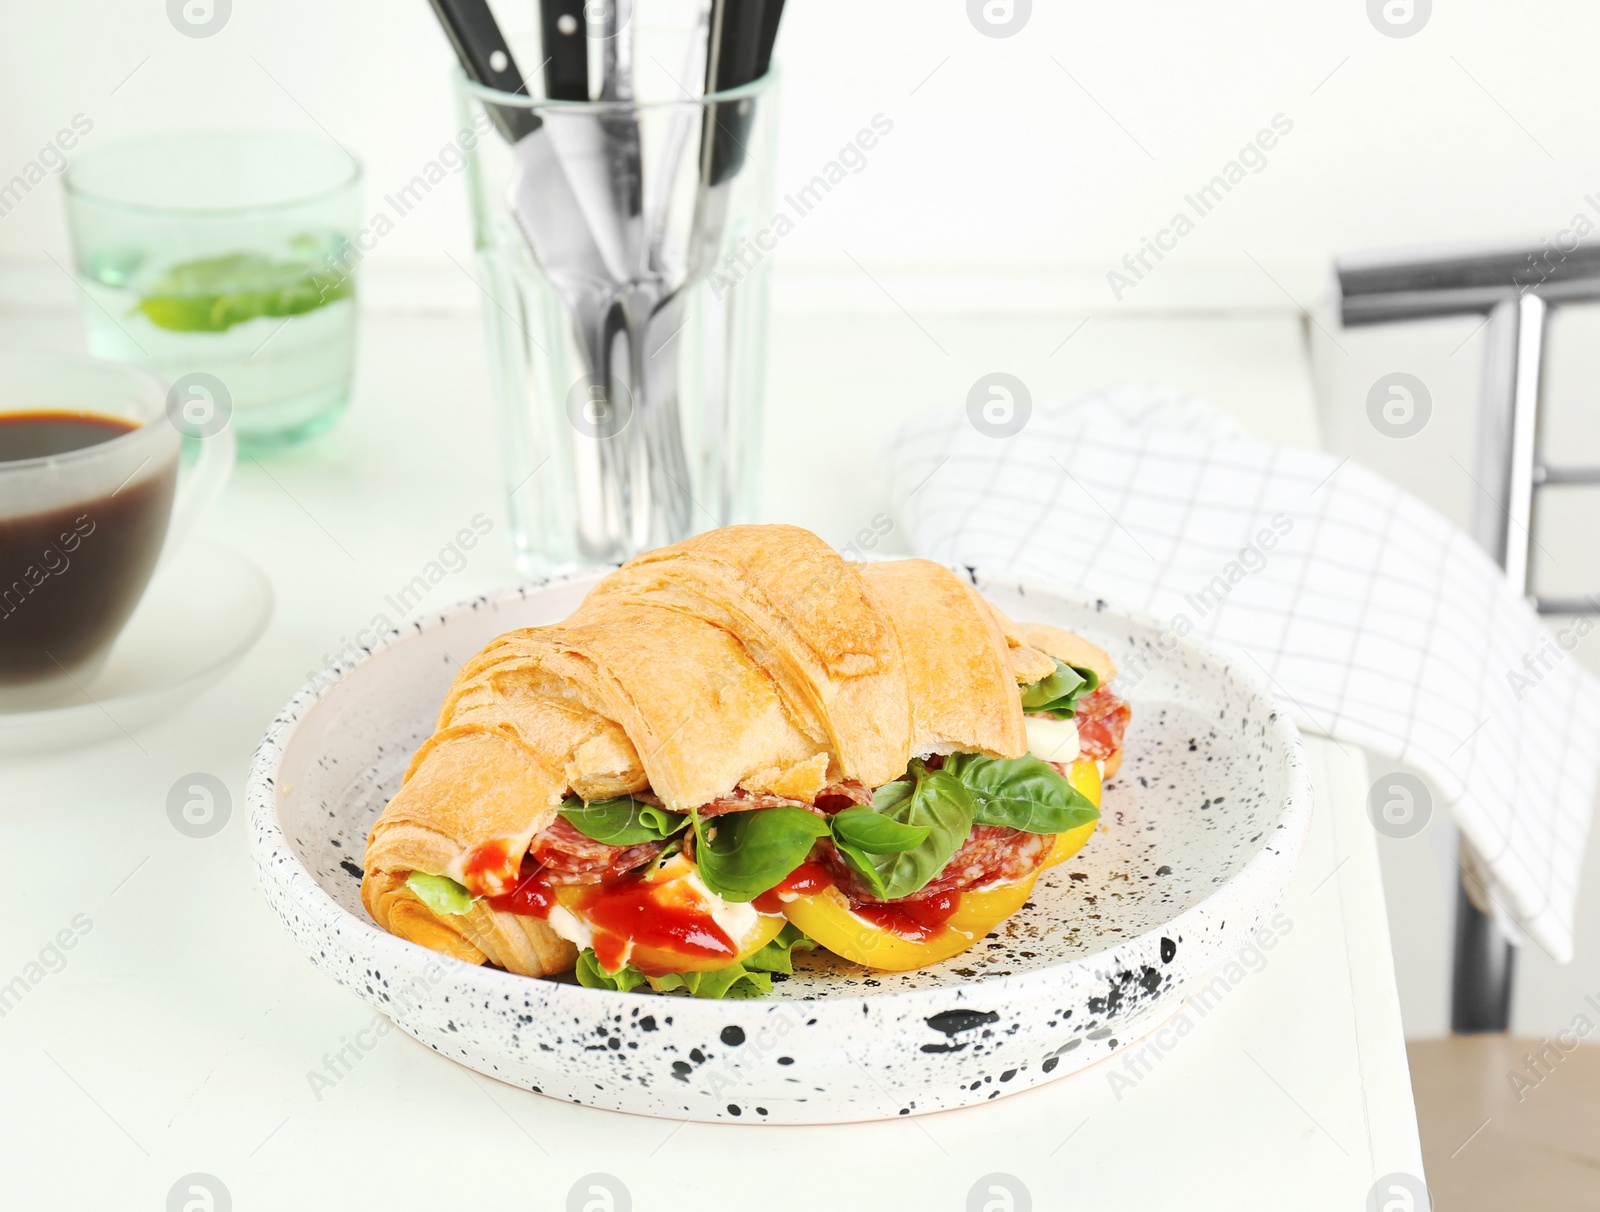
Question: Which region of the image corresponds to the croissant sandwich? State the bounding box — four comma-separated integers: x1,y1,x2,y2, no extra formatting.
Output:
361,525,1130,998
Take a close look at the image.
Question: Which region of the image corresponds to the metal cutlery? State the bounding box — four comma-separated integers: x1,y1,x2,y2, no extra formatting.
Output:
428,0,783,559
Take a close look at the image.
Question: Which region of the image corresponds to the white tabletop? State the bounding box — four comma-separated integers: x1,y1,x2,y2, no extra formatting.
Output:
0,306,1419,1209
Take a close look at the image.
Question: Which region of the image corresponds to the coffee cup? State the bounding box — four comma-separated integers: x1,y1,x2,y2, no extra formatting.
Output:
0,352,235,708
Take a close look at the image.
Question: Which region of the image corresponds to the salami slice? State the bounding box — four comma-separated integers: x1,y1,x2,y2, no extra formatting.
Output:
697,789,816,818
917,825,1050,897
1075,686,1130,768
821,823,1049,904
697,781,868,818
813,779,874,813
528,817,664,884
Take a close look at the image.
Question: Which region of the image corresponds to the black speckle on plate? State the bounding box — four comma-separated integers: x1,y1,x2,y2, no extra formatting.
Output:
925,1009,1000,1036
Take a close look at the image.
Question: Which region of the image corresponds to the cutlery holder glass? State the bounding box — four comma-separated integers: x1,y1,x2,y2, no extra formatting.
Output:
458,69,779,574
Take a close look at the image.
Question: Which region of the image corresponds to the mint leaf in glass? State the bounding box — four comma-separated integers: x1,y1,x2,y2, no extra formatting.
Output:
134,246,353,333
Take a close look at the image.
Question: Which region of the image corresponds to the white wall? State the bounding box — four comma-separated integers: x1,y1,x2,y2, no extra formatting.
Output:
4,0,1600,304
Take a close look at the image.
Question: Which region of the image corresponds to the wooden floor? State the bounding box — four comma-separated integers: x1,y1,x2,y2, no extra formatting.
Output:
1409,1037,1600,1209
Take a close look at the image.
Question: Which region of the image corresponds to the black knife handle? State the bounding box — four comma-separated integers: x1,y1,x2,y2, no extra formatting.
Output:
709,0,765,92
756,0,785,75
427,0,540,142
540,0,590,101
704,0,783,186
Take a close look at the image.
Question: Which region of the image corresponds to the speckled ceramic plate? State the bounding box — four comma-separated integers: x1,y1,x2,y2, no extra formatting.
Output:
247,569,1311,1124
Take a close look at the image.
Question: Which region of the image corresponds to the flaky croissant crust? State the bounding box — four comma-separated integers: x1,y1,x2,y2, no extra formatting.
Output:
362,525,1116,976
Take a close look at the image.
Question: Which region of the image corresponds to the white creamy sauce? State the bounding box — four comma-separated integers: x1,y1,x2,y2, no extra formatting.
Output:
681,866,761,944
1024,715,1081,764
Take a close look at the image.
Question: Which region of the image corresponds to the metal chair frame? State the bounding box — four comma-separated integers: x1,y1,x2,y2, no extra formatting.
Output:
1336,243,1600,1032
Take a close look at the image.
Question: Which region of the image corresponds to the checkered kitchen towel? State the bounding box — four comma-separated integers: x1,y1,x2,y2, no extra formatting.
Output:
886,387,1600,961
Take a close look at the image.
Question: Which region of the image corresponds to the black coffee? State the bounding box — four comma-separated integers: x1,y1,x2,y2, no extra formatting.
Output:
0,412,177,684
0,411,134,461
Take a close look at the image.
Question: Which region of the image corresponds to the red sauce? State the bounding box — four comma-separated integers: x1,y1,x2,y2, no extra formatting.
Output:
753,860,834,913
746,856,963,942
461,837,521,895
576,877,737,974
485,866,557,918
485,858,738,976
849,890,962,942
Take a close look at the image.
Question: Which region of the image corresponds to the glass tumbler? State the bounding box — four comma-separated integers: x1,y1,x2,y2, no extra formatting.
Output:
458,66,779,574
64,132,362,449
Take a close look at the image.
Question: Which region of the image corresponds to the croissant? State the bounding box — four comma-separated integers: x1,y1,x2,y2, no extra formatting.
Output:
362,525,1128,994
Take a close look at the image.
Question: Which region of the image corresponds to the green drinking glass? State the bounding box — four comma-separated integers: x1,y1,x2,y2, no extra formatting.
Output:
63,131,362,449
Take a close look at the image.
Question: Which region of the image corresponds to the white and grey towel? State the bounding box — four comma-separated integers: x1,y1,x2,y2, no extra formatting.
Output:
886,388,1599,961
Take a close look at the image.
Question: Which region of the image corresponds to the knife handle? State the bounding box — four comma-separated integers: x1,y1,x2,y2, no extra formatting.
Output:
756,0,785,75
708,0,764,92
704,0,783,186
427,0,541,142
540,0,590,101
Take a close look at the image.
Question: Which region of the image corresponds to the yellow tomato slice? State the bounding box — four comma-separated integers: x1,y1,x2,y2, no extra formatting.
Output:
781,874,1038,972
780,757,1103,971
1043,757,1103,868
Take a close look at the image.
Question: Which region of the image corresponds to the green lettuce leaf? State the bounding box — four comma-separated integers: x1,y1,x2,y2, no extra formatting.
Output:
742,923,817,975
1019,659,1099,719
691,807,831,902
943,752,1100,834
405,871,474,916
650,965,772,999
559,795,690,846
572,948,780,999
573,950,649,992
833,762,975,901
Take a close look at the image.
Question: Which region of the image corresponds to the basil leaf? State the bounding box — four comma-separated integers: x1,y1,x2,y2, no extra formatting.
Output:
743,923,816,976
574,949,649,992
405,871,474,916
559,795,690,846
829,804,931,854
1020,659,1099,719
691,807,831,903
836,764,975,901
943,752,1100,834
573,949,774,999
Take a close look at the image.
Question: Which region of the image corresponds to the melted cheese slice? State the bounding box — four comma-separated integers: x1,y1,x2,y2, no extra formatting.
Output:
1024,714,1080,764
